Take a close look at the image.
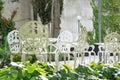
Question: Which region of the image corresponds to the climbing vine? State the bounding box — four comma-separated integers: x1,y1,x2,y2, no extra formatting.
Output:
88,0,120,44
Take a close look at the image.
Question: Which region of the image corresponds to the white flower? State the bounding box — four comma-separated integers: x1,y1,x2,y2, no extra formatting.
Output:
40,76,48,80
10,62,24,68
18,63,24,68
11,62,18,66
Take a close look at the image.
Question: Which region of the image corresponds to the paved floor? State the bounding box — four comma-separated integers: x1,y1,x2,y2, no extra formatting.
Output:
50,55,118,68
50,55,100,68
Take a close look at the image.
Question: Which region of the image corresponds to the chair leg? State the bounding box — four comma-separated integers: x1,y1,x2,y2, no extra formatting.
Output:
68,53,70,64
103,52,106,63
81,53,84,64
64,54,66,64
105,53,107,63
73,53,77,68
45,54,47,62
21,54,28,62
36,54,44,62
99,52,102,62
48,53,51,63
55,52,59,71
10,54,13,62
89,52,91,63
113,53,116,62
118,53,120,61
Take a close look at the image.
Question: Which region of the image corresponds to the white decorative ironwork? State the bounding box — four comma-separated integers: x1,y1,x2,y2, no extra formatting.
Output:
57,31,73,52
19,21,49,61
56,30,73,64
73,26,87,67
7,30,21,54
104,32,120,63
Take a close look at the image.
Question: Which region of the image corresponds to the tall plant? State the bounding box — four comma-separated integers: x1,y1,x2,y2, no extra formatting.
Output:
0,0,16,45
0,0,16,67
89,0,120,44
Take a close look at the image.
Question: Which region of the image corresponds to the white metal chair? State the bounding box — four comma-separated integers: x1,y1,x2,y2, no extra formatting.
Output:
56,30,73,64
72,26,87,67
104,32,120,63
7,30,21,61
19,21,49,62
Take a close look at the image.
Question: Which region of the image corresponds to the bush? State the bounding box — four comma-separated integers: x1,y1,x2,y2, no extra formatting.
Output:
0,0,17,68
1,61,120,80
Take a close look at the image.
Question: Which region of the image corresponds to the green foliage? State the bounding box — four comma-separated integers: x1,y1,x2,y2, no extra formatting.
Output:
89,62,105,70
0,0,3,15
0,36,10,68
0,15,16,45
90,0,120,43
75,64,95,79
48,64,79,80
101,66,118,80
1,61,120,79
113,62,120,68
89,0,99,44
0,0,16,45
0,47,4,58
89,62,120,79
87,31,95,44
0,0,16,68
12,54,21,62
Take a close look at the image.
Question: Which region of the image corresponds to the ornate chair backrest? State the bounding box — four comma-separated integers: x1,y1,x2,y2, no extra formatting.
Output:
76,26,87,52
104,32,120,53
7,30,21,54
104,32,120,63
57,31,73,52
19,21,49,54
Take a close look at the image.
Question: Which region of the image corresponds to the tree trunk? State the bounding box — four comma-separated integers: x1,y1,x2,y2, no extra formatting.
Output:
51,0,61,38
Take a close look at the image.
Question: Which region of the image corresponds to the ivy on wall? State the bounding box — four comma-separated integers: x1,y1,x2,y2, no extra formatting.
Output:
88,0,120,44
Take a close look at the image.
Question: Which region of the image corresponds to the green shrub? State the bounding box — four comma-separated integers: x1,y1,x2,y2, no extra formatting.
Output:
0,0,17,68
12,54,21,62
1,61,120,80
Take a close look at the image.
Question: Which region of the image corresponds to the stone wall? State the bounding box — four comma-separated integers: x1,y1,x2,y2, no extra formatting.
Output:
60,0,93,39
2,0,32,29
1,0,93,39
